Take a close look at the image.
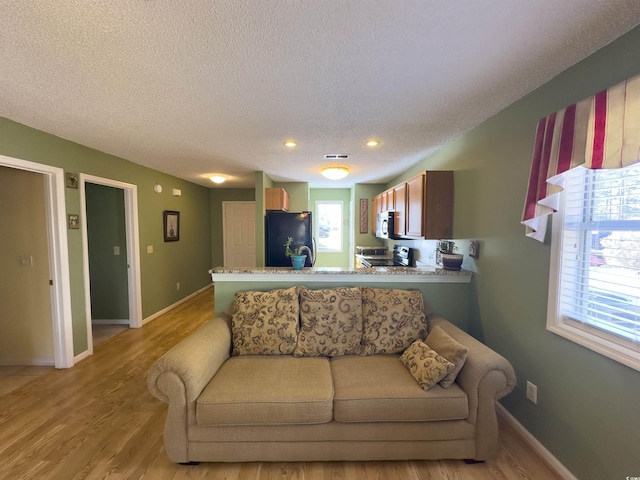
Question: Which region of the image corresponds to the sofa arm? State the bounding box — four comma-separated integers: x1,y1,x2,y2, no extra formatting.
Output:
147,315,231,405
427,315,516,460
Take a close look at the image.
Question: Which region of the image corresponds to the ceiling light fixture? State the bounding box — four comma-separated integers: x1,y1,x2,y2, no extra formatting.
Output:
284,141,297,147
321,166,350,180
366,139,379,147
210,175,226,184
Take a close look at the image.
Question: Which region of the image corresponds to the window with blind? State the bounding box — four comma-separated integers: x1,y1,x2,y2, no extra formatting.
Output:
548,163,640,371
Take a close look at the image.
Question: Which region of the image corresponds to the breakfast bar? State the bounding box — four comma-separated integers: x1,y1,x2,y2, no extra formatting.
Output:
209,266,473,330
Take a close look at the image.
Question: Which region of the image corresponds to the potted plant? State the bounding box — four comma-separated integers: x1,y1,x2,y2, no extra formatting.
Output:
437,239,463,271
284,237,307,270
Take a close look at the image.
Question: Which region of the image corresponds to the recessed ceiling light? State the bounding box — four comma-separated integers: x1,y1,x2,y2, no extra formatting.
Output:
321,166,350,180
210,175,226,184
284,141,297,147
366,139,379,147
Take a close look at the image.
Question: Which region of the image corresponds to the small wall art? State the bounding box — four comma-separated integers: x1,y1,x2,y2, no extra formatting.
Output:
65,172,78,189
68,214,80,229
163,210,180,242
359,198,368,234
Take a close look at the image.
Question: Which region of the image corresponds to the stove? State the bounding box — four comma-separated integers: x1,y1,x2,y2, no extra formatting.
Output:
360,245,413,268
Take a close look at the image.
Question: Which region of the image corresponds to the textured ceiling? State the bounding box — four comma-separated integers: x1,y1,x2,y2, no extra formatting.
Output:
2,1,640,188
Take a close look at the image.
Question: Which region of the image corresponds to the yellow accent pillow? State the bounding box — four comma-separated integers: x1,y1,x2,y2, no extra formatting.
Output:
400,340,455,391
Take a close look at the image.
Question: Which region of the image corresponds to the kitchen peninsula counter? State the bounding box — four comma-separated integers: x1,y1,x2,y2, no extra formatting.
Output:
209,267,472,328
209,266,471,283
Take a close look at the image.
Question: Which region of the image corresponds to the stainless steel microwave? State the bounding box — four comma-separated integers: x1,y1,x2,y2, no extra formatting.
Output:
376,211,395,239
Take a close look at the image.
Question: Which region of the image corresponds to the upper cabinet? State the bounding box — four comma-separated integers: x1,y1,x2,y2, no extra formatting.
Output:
405,173,425,238
265,188,290,211
374,171,453,240
422,171,453,239
393,182,407,237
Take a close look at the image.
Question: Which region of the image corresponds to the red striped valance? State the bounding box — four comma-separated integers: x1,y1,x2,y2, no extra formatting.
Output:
522,73,640,241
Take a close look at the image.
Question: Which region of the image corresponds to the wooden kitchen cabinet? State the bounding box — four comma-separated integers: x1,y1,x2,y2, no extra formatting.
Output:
393,182,407,237
385,171,453,239
372,171,451,239
423,171,453,239
265,188,289,211
405,173,425,238
371,195,378,234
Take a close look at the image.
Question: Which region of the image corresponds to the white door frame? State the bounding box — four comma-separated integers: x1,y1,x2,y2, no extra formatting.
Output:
80,174,143,355
0,154,74,368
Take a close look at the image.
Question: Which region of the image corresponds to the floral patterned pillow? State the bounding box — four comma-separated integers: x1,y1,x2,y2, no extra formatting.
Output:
400,340,455,391
293,287,363,357
360,288,427,355
231,287,299,355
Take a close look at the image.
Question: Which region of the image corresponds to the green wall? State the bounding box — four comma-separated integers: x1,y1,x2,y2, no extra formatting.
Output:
310,188,351,268
399,27,640,480
0,118,212,355
352,183,386,248
86,183,128,320
209,188,255,268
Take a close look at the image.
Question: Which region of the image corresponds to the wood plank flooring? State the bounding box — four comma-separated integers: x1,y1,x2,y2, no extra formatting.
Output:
0,287,563,480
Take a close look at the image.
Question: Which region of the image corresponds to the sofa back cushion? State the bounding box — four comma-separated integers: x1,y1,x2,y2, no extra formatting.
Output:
360,287,428,355
294,287,363,357
231,287,299,355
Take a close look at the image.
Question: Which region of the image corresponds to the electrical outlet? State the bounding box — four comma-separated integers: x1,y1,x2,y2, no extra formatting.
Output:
526,381,538,404
19,255,33,267
176,282,181,290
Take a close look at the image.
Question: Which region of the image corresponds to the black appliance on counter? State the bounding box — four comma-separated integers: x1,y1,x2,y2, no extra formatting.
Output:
265,211,314,267
360,245,414,268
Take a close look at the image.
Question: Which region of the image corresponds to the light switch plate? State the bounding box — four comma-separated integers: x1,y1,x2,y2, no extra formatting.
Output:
469,240,480,258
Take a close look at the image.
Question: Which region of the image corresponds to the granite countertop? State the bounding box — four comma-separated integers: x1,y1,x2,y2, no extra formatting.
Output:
209,266,472,283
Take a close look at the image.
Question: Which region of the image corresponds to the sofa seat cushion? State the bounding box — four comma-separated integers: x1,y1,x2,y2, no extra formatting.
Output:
197,356,333,426
331,355,468,423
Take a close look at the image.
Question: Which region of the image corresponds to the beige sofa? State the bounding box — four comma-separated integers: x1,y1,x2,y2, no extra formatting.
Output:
147,286,516,463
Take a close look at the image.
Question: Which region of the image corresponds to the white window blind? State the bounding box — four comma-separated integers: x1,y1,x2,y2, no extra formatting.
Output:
549,164,640,370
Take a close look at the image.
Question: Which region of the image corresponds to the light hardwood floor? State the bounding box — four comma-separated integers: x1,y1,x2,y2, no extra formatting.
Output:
0,287,563,480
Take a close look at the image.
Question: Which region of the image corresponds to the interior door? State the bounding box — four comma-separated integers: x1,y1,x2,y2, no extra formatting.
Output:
223,201,256,268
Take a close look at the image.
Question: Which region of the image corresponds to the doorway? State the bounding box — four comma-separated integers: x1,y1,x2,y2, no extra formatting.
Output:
223,201,256,268
0,155,73,368
80,175,142,355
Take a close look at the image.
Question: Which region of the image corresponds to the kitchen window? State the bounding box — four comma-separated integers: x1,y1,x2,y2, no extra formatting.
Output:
315,201,343,252
548,163,640,371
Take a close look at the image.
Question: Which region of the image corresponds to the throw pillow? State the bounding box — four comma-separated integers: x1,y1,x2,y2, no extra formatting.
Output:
424,325,469,388
231,287,299,355
361,287,427,355
400,340,455,391
294,287,363,357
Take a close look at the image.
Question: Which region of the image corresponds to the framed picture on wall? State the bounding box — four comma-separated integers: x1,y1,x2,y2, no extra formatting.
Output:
163,210,180,242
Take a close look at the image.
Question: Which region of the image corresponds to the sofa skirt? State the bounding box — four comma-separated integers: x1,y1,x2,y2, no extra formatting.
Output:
185,420,476,462
187,439,477,462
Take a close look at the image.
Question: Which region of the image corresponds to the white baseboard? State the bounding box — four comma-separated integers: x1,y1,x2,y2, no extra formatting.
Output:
91,319,130,325
496,403,577,480
74,349,92,364
142,285,212,326
0,357,54,366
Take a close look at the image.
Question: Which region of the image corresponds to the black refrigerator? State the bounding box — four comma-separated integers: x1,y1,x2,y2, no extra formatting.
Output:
265,211,314,267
